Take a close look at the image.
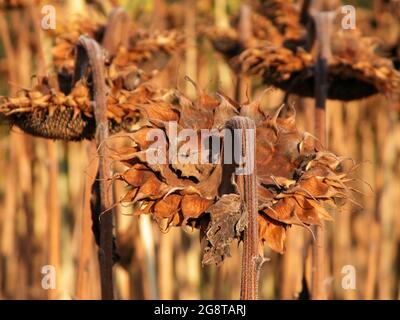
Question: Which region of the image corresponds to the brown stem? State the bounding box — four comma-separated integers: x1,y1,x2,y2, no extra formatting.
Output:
76,142,99,299
46,141,61,300
151,0,167,30
74,36,114,300
364,219,380,299
27,3,46,75
235,4,252,102
226,116,261,300
101,7,130,57
184,0,197,96
311,11,335,300
299,0,315,52
238,3,252,45
28,4,62,300
0,13,16,82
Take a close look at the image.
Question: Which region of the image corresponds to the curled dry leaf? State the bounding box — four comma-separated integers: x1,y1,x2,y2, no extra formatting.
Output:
112,82,356,264
201,194,246,266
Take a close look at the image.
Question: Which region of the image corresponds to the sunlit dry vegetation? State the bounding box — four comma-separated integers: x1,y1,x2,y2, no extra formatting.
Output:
0,0,399,300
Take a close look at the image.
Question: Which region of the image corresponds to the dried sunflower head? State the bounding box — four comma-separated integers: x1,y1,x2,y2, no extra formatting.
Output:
204,0,305,68
51,18,105,74
254,0,305,40
0,75,160,140
112,83,356,264
240,29,400,101
52,16,184,81
204,11,283,54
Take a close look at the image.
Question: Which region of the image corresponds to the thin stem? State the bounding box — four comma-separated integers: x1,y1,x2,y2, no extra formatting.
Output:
235,3,252,102
184,0,197,96
76,142,99,299
28,3,62,300
311,11,335,300
101,7,130,57
75,36,114,300
46,141,61,300
226,116,261,300
299,0,315,52
151,0,167,30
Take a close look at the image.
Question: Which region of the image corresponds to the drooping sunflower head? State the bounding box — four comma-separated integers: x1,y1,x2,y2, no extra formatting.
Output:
111,83,356,265
0,75,160,140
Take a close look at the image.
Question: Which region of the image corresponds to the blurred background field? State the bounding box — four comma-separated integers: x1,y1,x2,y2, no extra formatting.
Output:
0,0,399,300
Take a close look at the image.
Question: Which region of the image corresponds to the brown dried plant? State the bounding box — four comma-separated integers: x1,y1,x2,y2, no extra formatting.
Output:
110,82,356,265
253,0,304,40
0,10,184,141
0,75,159,140
206,0,400,102
240,29,400,101
204,0,306,66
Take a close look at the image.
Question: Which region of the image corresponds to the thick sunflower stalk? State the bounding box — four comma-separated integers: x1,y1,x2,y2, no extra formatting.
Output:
111,83,356,264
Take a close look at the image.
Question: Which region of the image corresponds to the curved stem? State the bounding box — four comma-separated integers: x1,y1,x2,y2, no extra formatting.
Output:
101,7,130,56
75,36,114,300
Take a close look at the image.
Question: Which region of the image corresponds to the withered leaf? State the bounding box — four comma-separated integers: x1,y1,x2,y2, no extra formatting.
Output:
201,194,246,266
181,195,213,218
258,214,287,254
154,194,181,219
